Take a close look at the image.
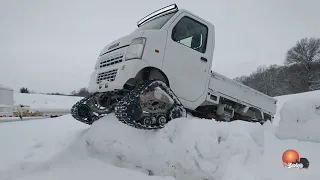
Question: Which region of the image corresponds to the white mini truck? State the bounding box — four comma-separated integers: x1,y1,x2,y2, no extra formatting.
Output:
71,4,277,129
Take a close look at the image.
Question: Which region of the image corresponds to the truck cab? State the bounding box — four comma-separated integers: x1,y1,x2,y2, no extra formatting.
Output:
89,4,213,103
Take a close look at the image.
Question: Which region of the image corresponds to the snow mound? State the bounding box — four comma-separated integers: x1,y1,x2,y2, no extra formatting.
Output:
0,115,174,180
85,115,264,180
275,95,320,143
14,92,83,112
273,90,320,124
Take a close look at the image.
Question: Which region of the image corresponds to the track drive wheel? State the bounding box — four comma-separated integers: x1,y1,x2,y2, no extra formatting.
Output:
114,80,187,130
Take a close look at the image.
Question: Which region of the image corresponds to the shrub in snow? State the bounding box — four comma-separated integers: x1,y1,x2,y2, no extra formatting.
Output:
275,96,320,143
85,115,264,180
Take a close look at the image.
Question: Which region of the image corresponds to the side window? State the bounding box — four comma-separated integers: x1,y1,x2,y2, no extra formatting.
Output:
172,16,208,53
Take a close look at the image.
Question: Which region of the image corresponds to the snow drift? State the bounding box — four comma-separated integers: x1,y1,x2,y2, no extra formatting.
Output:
275,93,320,143
85,115,264,180
0,114,264,180
273,90,320,125
0,116,174,180
2,90,320,180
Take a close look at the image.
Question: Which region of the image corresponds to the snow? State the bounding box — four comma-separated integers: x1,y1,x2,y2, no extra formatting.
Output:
1,90,320,180
86,116,264,180
273,90,320,125
0,116,45,123
0,115,174,180
275,90,320,143
261,122,320,179
13,92,83,112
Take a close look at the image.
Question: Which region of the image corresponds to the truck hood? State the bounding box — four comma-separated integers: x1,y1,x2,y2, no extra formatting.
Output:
99,31,145,55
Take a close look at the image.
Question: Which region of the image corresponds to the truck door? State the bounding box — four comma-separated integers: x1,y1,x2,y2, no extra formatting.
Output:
162,13,211,102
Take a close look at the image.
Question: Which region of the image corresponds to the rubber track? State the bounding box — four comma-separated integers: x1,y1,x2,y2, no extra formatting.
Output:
114,80,187,130
71,92,102,125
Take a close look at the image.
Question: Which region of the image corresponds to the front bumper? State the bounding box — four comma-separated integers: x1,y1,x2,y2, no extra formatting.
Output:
88,59,149,93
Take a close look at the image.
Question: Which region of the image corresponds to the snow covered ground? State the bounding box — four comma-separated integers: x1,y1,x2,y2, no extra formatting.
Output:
0,116,174,180
0,116,45,123
0,90,319,180
13,92,83,112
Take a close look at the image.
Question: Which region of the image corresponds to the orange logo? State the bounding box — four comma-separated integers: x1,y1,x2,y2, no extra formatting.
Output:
282,149,309,169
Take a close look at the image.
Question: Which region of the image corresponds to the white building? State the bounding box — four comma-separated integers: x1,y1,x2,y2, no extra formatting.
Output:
0,85,14,117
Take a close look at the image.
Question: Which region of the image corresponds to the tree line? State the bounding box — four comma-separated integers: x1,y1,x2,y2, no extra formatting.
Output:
234,37,320,97
20,87,90,97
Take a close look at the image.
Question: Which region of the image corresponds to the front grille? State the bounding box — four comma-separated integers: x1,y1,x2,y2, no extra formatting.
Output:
99,52,124,68
96,69,117,84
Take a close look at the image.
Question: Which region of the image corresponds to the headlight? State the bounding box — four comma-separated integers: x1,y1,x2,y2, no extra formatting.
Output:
125,37,146,61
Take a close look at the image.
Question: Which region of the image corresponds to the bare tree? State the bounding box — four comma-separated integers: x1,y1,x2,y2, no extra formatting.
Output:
234,75,247,83
285,37,320,66
309,62,320,90
285,37,320,90
78,88,90,97
70,88,90,97
232,37,320,96
233,63,315,97
20,87,29,93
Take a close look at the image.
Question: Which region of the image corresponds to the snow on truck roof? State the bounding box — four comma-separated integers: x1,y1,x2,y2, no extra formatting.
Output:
0,84,13,91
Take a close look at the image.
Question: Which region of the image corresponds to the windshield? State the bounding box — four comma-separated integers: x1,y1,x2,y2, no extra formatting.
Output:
136,12,176,31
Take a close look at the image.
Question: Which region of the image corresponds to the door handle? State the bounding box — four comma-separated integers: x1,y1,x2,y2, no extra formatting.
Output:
200,57,207,62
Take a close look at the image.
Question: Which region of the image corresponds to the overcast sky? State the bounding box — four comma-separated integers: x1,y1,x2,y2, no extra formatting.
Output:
1,0,320,94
